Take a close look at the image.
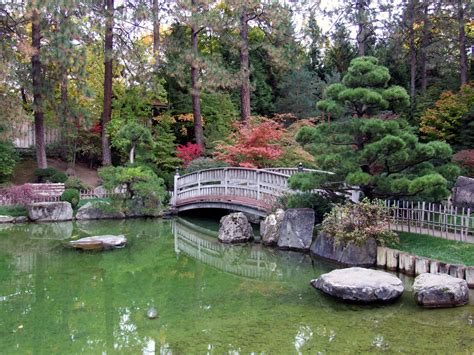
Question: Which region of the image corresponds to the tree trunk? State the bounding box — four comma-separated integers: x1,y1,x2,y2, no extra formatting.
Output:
60,65,69,160
420,2,429,92
152,0,160,70
458,0,468,85
59,7,70,161
356,0,367,56
240,9,251,122
191,0,204,147
129,143,135,164
31,4,47,169
102,0,114,166
408,0,417,109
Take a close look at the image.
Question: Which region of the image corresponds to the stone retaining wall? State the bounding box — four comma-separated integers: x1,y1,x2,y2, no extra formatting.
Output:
377,246,474,288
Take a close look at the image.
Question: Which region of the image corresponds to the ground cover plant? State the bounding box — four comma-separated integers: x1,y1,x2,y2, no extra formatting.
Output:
388,232,474,266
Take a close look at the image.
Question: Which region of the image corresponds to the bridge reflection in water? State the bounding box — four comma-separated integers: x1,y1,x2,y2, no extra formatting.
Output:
172,217,314,281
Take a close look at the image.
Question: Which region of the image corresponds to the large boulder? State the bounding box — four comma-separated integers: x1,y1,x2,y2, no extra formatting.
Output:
452,176,474,209
27,202,73,222
260,209,285,246
310,232,377,267
412,273,469,308
278,208,315,251
218,212,254,244
76,201,125,220
70,235,127,251
311,267,404,303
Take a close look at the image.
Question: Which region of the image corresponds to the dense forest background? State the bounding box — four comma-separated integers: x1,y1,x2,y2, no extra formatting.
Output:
1,0,473,196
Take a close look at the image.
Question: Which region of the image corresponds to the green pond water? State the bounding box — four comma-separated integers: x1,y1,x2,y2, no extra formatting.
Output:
0,216,473,354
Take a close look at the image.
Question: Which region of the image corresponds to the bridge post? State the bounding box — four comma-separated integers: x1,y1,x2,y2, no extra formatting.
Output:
256,170,261,200
173,167,180,207
224,168,228,195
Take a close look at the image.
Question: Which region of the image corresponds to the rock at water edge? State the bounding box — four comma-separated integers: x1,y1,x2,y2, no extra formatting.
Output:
76,201,125,220
0,215,14,223
278,208,314,251
311,267,404,303
218,212,253,244
27,202,73,222
310,232,377,267
413,273,469,308
260,209,284,246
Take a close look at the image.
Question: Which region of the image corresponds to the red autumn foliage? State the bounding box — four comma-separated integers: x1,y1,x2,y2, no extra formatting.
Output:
176,142,204,167
453,149,474,176
214,117,284,168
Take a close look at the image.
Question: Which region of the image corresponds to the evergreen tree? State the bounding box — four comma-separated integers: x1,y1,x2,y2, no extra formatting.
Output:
317,56,409,119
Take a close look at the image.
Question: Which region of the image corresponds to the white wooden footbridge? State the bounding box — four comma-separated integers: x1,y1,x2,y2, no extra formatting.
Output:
172,167,331,217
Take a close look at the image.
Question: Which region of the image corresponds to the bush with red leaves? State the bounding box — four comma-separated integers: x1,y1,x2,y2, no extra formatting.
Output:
176,142,204,167
214,117,284,168
453,149,474,177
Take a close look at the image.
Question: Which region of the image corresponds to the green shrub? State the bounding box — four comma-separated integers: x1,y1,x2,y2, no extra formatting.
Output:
98,165,167,215
280,192,339,224
0,139,19,183
0,205,27,217
35,168,67,183
184,157,228,174
60,188,80,208
65,177,90,190
321,199,398,246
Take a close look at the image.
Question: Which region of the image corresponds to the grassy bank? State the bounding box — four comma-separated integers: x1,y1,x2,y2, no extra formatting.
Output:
0,205,28,217
389,232,474,266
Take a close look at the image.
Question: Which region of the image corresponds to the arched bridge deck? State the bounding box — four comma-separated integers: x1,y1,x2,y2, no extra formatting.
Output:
172,167,331,216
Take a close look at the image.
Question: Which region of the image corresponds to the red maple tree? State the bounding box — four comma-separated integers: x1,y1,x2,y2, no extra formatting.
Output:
176,142,204,167
214,117,284,168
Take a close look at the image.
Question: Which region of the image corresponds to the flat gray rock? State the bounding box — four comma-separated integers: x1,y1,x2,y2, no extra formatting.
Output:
311,267,404,302
27,202,73,222
413,273,469,308
70,235,127,251
0,215,14,223
218,212,253,244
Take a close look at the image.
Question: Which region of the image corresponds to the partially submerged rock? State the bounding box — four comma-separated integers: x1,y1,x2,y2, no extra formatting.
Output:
412,273,469,308
260,209,285,246
278,208,315,251
311,267,404,303
0,215,14,223
76,201,125,220
27,202,73,222
218,212,253,244
147,307,158,319
70,235,127,251
310,232,377,267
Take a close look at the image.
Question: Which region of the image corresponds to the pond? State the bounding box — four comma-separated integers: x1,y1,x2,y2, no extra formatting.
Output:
0,216,473,353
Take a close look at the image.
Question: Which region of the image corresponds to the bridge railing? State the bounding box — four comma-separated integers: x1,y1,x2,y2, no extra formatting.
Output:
173,167,292,209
